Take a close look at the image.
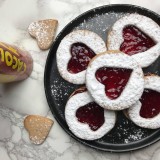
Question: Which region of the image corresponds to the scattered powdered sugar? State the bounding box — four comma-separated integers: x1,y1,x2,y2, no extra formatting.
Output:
116,125,146,143
128,75,160,129
95,113,151,144
56,29,107,84
51,11,157,145
30,135,44,145
86,51,144,110
107,13,160,68
51,78,76,102
144,75,160,92
124,130,145,143
29,21,49,39
75,12,126,41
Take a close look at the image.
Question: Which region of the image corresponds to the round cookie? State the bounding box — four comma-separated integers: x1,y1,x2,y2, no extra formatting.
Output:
57,30,107,84
107,14,160,67
128,75,160,129
86,51,144,110
65,87,116,140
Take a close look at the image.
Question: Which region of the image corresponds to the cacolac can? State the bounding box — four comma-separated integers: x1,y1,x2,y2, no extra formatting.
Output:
0,42,33,83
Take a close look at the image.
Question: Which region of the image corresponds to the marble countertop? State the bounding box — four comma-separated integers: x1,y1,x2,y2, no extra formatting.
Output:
0,0,160,159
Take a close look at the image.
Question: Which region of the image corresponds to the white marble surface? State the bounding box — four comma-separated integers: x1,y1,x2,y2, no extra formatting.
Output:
0,0,160,159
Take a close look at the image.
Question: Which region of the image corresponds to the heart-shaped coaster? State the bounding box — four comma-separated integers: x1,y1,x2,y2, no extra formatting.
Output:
86,51,144,110
107,14,160,67
67,42,96,74
24,115,54,144
120,25,155,56
56,30,107,84
95,67,132,99
128,75,160,129
76,102,104,131
28,19,58,50
65,87,116,140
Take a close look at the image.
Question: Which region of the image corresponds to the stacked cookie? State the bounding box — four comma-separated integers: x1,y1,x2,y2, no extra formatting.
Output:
56,14,160,140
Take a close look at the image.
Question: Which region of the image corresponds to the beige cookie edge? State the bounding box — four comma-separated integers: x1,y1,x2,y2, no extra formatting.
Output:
38,19,58,50
24,115,54,145
28,19,58,50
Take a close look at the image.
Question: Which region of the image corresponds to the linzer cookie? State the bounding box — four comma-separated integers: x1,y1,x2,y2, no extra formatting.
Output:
128,75,160,129
56,30,107,84
69,86,87,98
86,51,144,110
24,115,54,144
0,42,33,83
65,87,116,140
107,14,160,67
28,19,58,50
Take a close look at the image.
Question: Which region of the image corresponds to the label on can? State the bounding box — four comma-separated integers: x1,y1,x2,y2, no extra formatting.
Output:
0,42,33,83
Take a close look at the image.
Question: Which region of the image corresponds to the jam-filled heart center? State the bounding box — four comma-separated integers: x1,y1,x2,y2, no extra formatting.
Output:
67,42,96,74
120,25,156,56
76,102,104,131
95,67,132,99
140,89,160,118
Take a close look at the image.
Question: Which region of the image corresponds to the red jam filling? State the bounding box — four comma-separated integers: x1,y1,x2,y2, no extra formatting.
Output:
76,102,104,131
140,89,160,118
120,25,156,56
72,87,87,97
95,67,132,99
67,42,96,74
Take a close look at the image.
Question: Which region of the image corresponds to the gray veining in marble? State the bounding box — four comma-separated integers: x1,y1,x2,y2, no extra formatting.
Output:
0,0,160,159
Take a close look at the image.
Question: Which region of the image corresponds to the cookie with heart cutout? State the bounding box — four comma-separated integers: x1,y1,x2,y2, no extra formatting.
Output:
56,30,107,84
107,14,160,68
127,75,160,129
69,86,87,98
86,50,144,110
65,87,116,140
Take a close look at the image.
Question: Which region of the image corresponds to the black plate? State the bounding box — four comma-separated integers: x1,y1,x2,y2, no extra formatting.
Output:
44,4,160,152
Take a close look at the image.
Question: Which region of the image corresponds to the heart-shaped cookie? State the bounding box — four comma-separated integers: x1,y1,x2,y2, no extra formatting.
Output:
76,102,104,131
120,25,155,56
95,67,132,99
67,42,96,74
28,19,58,50
24,115,54,144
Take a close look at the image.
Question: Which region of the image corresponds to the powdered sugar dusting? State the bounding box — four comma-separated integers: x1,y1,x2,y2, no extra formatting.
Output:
65,90,116,140
86,51,144,110
124,130,145,143
76,12,126,41
107,13,160,67
51,78,76,102
28,19,58,49
49,10,156,147
56,30,107,84
116,124,146,144
128,75,160,129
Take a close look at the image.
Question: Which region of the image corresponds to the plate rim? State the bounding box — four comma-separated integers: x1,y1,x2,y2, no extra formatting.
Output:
44,4,160,152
